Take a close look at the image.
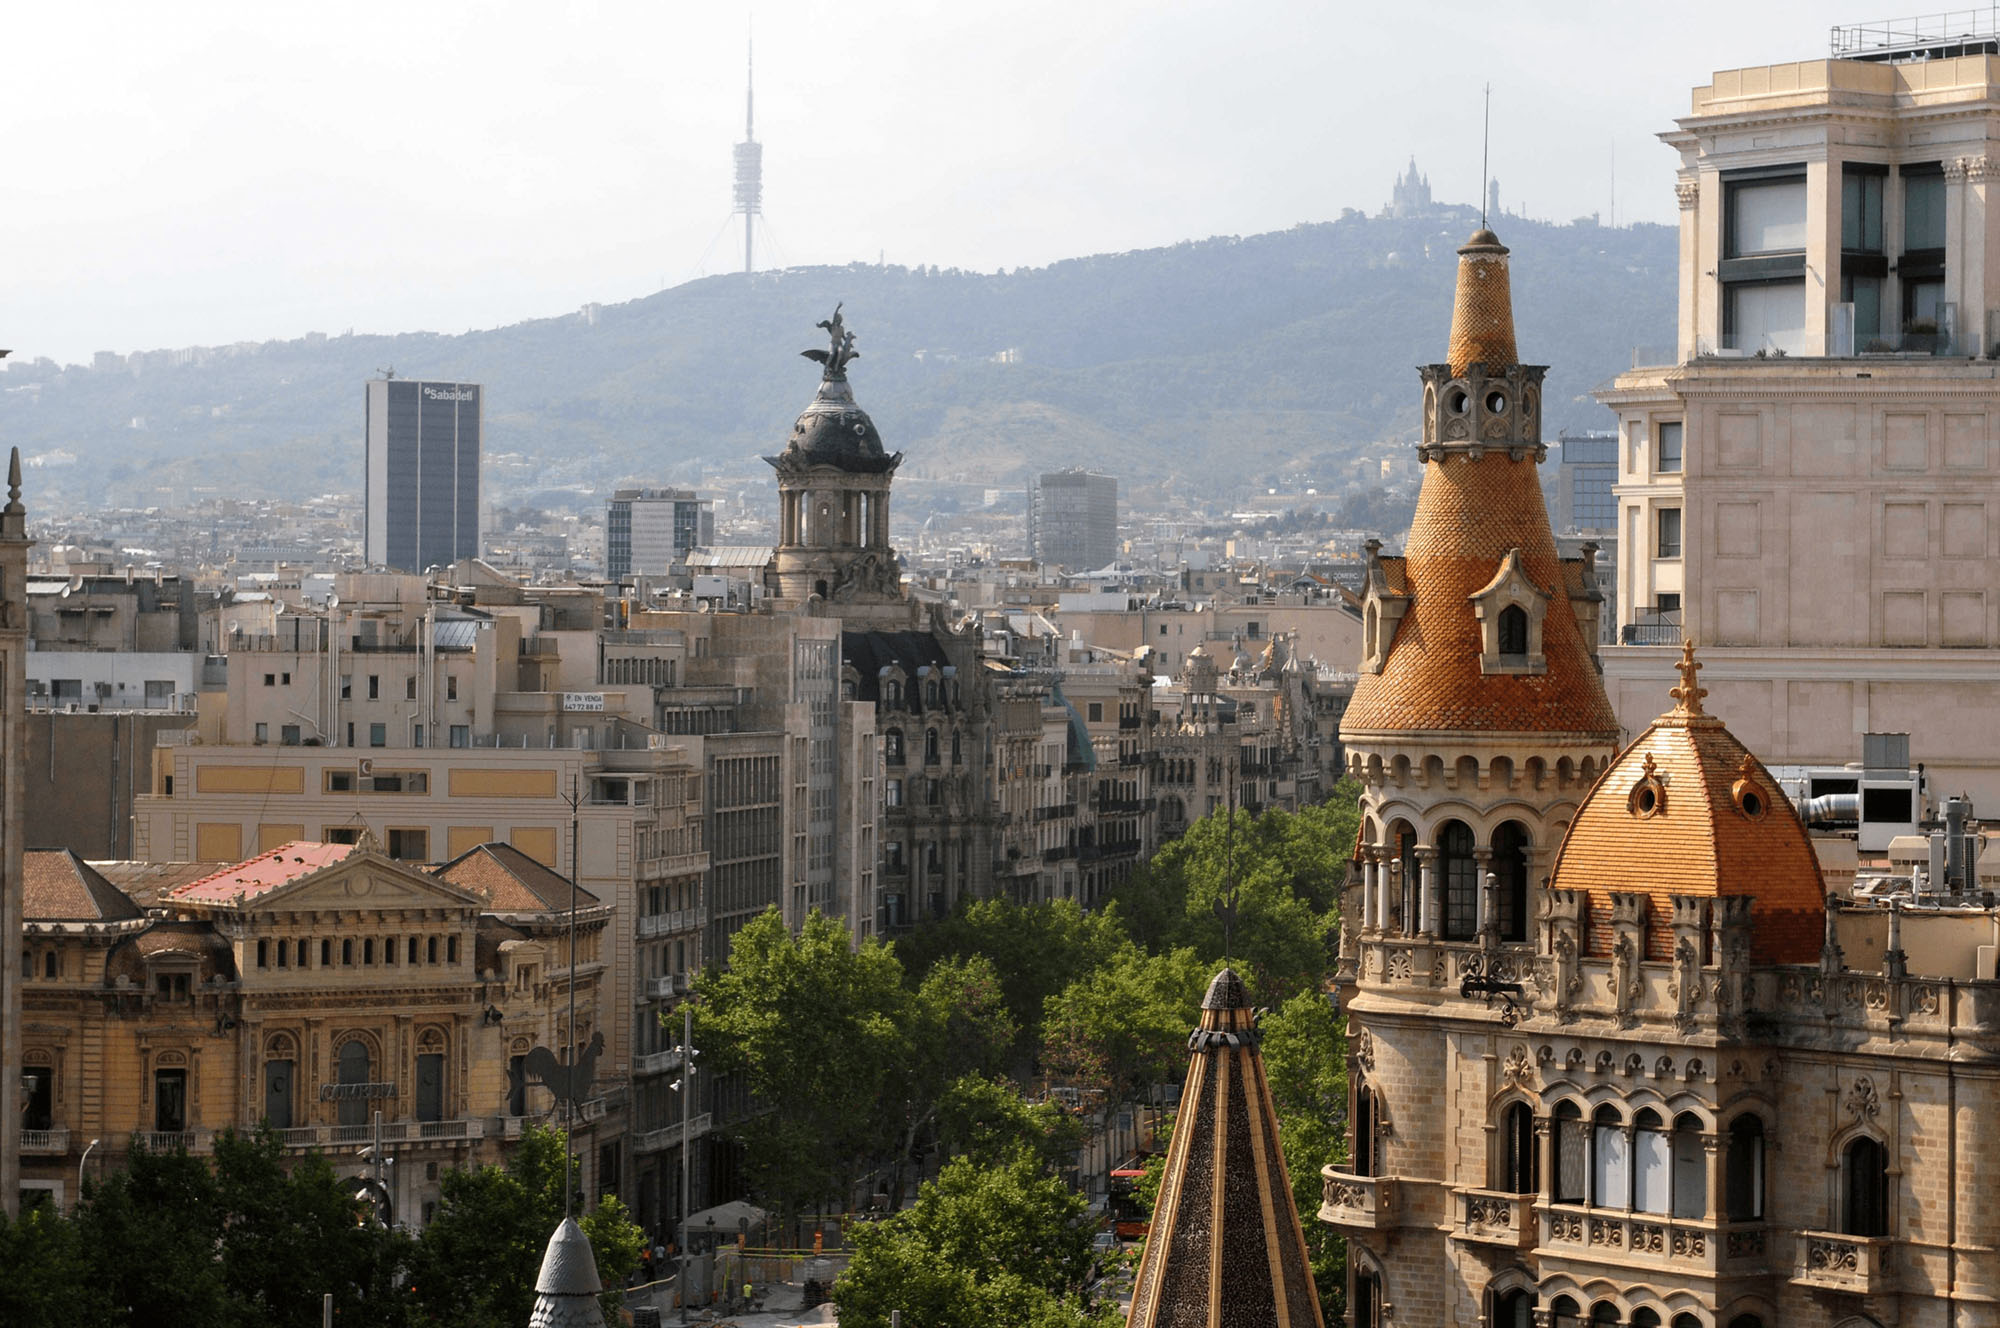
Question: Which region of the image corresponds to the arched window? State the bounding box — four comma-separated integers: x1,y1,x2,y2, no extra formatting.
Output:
1353,1269,1383,1328
1439,820,1477,940
1672,1112,1707,1219
1725,1115,1765,1220
336,1040,372,1127
1672,1316,1702,1328
1550,1296,1583,1328
1553,1101,1586,1204
1353,1078,1379,1178
924,729,940,764
1843,1135,1889,1237
925,680,940,707
1494,1289,1534,1328
1592,1105,1630,1208
1497,1101,1536,1193
1590,1305,1621,1326
1492,821,1530,942
883,680,901,708
884,729,904,765
1631,1310,1662,1328
1633,1108,1670,1214
1726,1317,1764,1328
951,731,962,765
1498,603,1529,656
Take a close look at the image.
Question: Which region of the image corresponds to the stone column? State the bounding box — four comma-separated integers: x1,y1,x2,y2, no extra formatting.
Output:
1805,156,1836,353
1383,858,1400,937
1473,846,1495,934
1703,1131,1723,1223
1417,848,1439,937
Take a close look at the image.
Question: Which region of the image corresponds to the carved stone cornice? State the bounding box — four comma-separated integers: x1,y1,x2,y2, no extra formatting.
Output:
1962,155,1996,184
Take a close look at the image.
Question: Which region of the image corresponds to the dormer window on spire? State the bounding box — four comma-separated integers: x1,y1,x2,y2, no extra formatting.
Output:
1469,548,1550,676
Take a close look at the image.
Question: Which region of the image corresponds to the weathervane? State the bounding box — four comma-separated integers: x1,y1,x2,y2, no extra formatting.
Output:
801,302,860,379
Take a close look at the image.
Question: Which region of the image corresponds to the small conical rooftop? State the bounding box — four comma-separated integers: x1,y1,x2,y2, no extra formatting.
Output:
1444,229,1518,374
527,1217,605,1328
1126,968,1323,1328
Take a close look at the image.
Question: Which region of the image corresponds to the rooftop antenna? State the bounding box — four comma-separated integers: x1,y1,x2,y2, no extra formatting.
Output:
1213,756,1240,964
1480,83,1492,228
733,32,763,275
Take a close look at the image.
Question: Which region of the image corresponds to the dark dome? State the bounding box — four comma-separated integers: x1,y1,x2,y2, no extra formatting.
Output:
103,921,238,988
769,376,901,475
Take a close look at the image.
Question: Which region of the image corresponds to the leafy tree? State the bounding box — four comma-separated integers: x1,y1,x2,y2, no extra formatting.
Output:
211,1127,412,1328
898,897,1127,1057
0,1201,111,1327
1259,989,1350,1317
1040,942,1209,1099
76,1142,231,1327
695,908,915,1216
936,1074,1085,1172
409,1124,641,1327
833,1155,1116,1328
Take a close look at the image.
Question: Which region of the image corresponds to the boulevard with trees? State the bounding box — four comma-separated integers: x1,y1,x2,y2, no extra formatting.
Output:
690,786,1361,1324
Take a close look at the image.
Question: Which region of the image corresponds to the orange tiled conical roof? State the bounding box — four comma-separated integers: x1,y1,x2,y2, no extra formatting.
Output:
1341,229,1617,739
1127,969,1323,1328
1548,643,1826,964
1446,229,1517,375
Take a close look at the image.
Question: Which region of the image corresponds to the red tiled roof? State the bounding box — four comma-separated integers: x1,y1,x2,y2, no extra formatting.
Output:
167,841,356,905
1341,452,1619,737
1550,662,1825,965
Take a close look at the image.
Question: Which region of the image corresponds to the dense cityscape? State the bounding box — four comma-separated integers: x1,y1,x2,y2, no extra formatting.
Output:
9,9,2000,1328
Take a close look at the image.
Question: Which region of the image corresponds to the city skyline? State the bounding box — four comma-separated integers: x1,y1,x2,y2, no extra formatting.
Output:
6,0,1839,365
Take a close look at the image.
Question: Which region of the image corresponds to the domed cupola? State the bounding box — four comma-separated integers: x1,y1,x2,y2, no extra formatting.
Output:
766,305,907,606
1547,643,1826,964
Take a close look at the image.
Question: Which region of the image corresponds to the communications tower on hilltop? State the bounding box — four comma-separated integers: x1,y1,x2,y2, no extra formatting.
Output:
733,43,762,274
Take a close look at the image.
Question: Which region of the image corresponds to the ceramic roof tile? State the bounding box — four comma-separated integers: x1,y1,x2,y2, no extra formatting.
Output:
24,851,143,922
1550,648,1825,965
167,841,356,905
434,843,600,912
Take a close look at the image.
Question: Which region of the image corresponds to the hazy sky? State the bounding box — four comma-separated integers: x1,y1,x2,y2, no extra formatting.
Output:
6,0,1849,364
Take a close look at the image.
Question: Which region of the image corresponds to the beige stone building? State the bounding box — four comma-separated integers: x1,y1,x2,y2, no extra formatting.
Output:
18,840,613,1222
1597,39,2000,805
1327,210,2000,1328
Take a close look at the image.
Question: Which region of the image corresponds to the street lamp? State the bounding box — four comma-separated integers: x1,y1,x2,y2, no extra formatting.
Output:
77,1138,101,1210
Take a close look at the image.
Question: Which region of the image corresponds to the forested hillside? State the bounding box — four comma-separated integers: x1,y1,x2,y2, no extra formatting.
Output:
1,207,1673,510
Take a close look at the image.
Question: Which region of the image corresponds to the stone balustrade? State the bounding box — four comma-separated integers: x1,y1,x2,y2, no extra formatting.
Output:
1792,1230,1895,1295
1318,1166,1400,1231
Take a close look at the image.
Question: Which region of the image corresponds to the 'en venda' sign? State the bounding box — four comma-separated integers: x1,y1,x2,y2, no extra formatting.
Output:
562,693,605,712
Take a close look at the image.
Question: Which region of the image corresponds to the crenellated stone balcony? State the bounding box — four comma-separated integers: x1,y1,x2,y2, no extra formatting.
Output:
1793,1230,1896,1295
1318,1167,1401,1231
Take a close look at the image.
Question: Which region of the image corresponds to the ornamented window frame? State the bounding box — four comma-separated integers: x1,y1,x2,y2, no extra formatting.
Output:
1469,548,1551,676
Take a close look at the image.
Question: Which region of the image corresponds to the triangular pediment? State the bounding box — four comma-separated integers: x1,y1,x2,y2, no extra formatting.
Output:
258,853,484,914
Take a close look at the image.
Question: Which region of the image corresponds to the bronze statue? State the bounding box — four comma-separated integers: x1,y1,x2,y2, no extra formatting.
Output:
801,303,860,378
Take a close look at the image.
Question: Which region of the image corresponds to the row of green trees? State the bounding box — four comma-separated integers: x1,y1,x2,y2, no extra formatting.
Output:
692,788,1360,1325
0,1124,641,1328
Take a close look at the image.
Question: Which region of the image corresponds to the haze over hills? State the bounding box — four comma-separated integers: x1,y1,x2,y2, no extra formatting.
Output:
1,207,1674,514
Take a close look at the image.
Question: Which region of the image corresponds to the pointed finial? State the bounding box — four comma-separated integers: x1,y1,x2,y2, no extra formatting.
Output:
1669,638,1707,716
5,446,21,515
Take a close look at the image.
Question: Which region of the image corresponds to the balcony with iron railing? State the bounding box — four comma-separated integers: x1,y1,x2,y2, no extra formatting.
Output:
1620,608,1683,646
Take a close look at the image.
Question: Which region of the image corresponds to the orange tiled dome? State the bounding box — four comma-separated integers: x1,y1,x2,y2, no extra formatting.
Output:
1548,643,1826,964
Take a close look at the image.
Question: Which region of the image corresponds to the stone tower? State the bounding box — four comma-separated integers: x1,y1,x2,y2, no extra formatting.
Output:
765,305,904,611
0,449,30,1216
1341,229,1620,949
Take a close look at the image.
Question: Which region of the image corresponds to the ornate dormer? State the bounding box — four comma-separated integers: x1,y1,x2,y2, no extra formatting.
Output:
1358,538,1410,675
1468,547,1550,676
766,306,906,608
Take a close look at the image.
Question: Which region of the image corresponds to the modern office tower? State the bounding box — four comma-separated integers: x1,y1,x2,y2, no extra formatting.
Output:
605,489,715,581
364,379,482,574
1597,24,2000,803
1029,469,1119,570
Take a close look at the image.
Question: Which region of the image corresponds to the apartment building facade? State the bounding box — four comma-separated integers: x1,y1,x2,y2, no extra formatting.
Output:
1597,40,2000,804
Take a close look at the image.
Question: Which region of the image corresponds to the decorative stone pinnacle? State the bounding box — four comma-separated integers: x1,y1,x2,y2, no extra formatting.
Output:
1670,638,1707,717
5,446,21,516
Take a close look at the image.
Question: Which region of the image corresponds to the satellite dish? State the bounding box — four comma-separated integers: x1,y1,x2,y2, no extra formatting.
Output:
327,592,340,609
